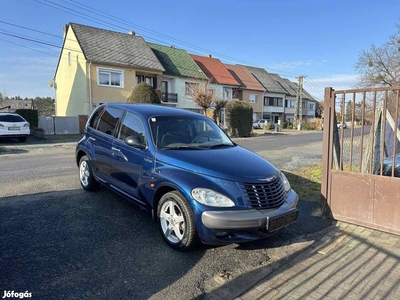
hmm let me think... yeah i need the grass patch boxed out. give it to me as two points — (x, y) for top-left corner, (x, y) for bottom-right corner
(282, 164), (322, 203)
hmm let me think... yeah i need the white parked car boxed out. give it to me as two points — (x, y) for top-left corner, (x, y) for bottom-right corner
(253, 119), (268, 129)
(0, 112), (30, 142)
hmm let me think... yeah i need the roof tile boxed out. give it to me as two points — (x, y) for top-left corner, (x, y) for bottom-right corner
(224, 64), (264, 91)
(148, 43), (208, 79)
(190, 54), (240, 86)
(70, 23), (164, 72)
(244, 66), (286, 94)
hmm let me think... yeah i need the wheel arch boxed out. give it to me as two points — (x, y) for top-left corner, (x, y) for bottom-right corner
(151, 185), (176, 220)
(76, 149), (88, 167)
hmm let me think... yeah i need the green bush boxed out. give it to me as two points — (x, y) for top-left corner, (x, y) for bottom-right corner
(226, 101), (253, 137)
(15, 109), (38, 129)
(281, 121), (287, 129)
(127, 82), (161, 104)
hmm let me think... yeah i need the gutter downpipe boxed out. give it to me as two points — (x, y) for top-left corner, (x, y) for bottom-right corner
(89, 61), (93, 114)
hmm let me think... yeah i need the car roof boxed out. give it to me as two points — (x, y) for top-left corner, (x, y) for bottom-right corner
(0, 112), (20, 115)
(100, 103), (204, 119)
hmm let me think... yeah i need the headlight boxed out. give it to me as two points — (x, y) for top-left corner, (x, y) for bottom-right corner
(278, 170), (291, 192)
(191, 188), (235, 207)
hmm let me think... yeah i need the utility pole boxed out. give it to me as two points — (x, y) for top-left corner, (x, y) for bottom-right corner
(294, 75), (305, 130)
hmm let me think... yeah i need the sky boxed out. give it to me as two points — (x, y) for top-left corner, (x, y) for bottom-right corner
(0, 0), (399, 101)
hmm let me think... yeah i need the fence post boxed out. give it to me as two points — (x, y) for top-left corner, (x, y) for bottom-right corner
(321, 87), (334, 217)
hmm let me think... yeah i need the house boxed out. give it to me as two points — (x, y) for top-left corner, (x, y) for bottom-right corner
(224, 64), (265, 120)
(189, 54), (240, 101)
(189, 54), (240, 125)
(54, 23), (165, 116)
(270, 73), (317, 122)
(244, 66), (287, 123)
(147, 43), (209, 111)
(293, 81), (317, 122)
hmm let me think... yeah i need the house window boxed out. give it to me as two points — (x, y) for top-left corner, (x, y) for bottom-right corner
(68, 52), (71, 65)
(264, 97), (283, 106)
(223, 88), (231, 99)
(308, 103), (315, 110)
(232, 88), (238, 99)
(185, 82), (199, 95)
(136, 75), (154, 86)
(97, 67), (124, 88)
(285, 100), (295, 108)
(249, 94), (258, 104)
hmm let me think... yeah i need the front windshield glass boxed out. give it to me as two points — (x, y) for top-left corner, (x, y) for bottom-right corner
(149, 115), (234, 149)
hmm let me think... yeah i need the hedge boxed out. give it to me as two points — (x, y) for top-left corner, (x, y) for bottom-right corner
(226, 101), (253, 137)
(15, 109), (38, 129)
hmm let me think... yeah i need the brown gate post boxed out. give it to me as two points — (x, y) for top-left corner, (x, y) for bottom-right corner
(321, 87), (334, 217)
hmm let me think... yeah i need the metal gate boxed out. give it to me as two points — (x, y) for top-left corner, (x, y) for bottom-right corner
(321, 86), (400, 235)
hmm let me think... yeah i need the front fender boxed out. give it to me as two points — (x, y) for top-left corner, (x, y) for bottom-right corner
(142, 166), (246, 211)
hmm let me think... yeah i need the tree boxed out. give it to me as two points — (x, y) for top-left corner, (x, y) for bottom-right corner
(355, 24), (400, 88)
(187, 81), (215, 115)
(127, 82), (161, 104)
(315, 101), (324, 118)
(212, 99), (228, 125)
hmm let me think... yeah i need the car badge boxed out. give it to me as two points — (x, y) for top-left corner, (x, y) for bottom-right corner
(266, 175), (276, 182)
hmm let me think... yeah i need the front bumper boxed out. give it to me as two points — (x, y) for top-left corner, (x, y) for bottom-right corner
(199, 190), (298, 244)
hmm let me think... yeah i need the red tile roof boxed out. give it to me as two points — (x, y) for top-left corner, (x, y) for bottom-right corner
(224, 64), (265, 91)
(190, 54), (240, 86)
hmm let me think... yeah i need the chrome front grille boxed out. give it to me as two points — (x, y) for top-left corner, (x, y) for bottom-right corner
(241, 178), (286, 209)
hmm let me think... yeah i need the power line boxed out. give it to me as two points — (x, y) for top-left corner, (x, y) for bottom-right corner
(0, 24), (289, 88)
(33, 0), (300, 77)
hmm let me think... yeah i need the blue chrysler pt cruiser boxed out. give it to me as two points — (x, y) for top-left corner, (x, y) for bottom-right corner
(76, 103), (298, 250)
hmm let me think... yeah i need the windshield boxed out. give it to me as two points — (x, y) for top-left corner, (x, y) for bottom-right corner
(149, 115), (234, 149)
(0, 114), (25, 122)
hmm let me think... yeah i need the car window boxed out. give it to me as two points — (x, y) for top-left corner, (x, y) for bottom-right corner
(88, 107), (104, 129)
(96, 107), (123, 136)
(0, 114), (25, 122)
(118, 112), (146, 146)
(149, 115), (233, 148)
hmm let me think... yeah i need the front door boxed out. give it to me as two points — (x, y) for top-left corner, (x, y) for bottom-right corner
(111, 111), (152, 206)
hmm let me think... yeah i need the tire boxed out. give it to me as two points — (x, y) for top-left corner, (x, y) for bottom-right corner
(18, 137), (27, 142)
(157, 191), (199, 251)
(79, 155), (100, 191)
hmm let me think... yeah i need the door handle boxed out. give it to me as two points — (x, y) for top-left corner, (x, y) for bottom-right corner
(88, 137), (96, 141)
(111, 147), (121, 152)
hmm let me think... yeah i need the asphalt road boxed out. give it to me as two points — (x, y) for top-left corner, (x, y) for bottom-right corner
(0, 133), (331, 299)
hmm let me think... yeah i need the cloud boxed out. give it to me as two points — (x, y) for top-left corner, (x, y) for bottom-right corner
(268, 59), (327, 71)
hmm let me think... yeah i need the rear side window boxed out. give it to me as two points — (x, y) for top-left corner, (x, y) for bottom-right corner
(88, 108), (104, 129)
(118, 112), (146, 146)
(0, 114), (25, 122)
(96, 107), (123, 136)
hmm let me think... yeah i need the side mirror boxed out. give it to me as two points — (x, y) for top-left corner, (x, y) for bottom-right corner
(125, 136), (146, 149)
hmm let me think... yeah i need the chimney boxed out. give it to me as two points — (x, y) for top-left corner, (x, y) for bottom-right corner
(63, 24), (68, 38)
(128, 30), (136, 35)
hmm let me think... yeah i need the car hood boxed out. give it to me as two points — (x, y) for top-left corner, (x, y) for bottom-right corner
(157, 145), (277, 182)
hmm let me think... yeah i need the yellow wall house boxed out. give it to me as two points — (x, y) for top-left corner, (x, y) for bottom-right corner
(54, 23), (165, 116)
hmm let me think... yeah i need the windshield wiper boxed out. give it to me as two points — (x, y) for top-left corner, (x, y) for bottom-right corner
(162, 145), (203, 150)
(208, 143), (235, 149)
